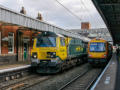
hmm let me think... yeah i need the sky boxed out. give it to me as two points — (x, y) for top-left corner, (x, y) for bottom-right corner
(0, 0), (106, 29)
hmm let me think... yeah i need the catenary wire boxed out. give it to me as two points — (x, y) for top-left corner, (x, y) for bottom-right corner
(54, 0), (82, 21)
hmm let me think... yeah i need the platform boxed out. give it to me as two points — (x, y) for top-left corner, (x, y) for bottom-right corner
(91, 53), (117, 90)
(0, 63), (31, 74)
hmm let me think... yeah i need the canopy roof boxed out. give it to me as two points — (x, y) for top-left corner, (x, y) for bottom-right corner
(92, 0), (120, 44)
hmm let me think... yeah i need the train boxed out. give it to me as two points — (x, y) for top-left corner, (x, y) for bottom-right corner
(88, 38), (112, 67)
(31, 31), (88, 73)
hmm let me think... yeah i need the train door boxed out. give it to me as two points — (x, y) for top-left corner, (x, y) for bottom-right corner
(59, 37), (67, 60)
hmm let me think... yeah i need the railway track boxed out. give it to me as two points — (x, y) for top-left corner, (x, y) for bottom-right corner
(0, 64), (102, 90)
(0, 74), (52, 90)
(58, 68), (101, 90)
(0, 65), (30, 83)
(23, 63), (93, 90)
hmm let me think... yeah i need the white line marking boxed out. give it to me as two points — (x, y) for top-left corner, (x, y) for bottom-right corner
(104, 76), (110, 84)
(90, 60), (111, 90)
(112, 62), (115, 64)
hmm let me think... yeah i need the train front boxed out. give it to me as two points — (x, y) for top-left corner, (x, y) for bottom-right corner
(31, 32), (62, 74)
(88, 40), (107, 65)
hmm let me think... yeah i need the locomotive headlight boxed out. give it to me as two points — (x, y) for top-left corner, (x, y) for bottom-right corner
(32, 53), (37, 59)
(33, 55), (37, 58)
(102, 54), (106, 58)
(104, 54), (106, 56)
(53, 52), (56, 55)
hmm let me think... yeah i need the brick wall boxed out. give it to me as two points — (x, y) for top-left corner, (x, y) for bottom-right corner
(81, 22), (91, 30)
(0, 25), (18, 54)
(0, 25), (34, 63)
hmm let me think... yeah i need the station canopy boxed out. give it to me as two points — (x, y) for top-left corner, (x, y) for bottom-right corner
(92, 0), (120, 44)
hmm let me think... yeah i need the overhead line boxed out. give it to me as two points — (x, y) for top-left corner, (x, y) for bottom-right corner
(54, 0), (82, 21)
(81, 0), (103, 28)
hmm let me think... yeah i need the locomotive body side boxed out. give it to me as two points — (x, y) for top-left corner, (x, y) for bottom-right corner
(31, 32), (87, 73)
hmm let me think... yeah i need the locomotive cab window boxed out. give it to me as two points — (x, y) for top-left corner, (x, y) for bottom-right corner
(60, 38), (65, 46)
(36, 36), (56, 47)
(90, 42), (106, 52)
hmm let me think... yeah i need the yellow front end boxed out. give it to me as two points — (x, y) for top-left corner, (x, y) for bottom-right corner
(31, 36), (68, 73)
(88, 52), (107, 59)
(88, 38), (108, 65)
(31, 46), (58, 60)
(31, 37), (67, 60)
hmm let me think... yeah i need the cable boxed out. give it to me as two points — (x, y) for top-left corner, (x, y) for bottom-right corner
(80, 0), (99, 28)
(54, 0), (82, 21)
(54, 0), (103, 29)
(55, 0), (100, 28)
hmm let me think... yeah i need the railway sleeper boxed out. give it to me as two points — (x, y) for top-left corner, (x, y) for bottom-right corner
(7, 83), (25, 90)
(4, 71), (28, 82)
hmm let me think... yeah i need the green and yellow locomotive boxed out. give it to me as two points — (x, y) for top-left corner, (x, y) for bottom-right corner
(31, 32), (87, 73)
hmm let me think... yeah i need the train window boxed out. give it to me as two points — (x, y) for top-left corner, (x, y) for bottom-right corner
(71, 39), (74, 44)
(90, 42), (105, 52)
(77, 39), (78, 44)
(60, 38), (65, 46)
(74, 39), (76, 44)
(36, 37), (56, 47)
(74, 39), (78, 44)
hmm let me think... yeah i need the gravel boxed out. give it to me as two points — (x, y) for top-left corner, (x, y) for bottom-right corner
(63, 69), (101, 90)
(25, 63), (91, 90)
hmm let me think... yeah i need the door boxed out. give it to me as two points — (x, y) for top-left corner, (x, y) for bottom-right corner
(23, 42), (29, 60)
(59, 37), (67, 60)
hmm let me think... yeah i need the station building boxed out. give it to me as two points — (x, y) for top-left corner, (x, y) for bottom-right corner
(0, 25), (34, 64)
(0, 7), (43, 64)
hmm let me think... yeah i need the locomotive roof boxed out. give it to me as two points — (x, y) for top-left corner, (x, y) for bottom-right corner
(90, 38), (107, 43)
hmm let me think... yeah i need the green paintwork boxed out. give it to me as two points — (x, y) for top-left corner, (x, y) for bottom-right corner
(68, 38), (87, 57)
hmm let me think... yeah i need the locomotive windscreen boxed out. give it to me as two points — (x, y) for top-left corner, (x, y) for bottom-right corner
(36, 36), (56, 47)
(90, 42), (105, 52)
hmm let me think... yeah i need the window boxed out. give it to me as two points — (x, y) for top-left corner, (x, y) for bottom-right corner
(36, 36), (56, 47)
(90, 42), (105, 52)
(60, 38), (65, 46)
(8, 32), (14, 53)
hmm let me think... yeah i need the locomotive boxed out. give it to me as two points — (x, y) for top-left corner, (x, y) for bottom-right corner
(88, 38), (112, 66)
(31, 31), (88, 73)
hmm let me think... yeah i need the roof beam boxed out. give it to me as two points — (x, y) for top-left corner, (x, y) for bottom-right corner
(0, 5), (90, 42)
(99, 0), (120, 4)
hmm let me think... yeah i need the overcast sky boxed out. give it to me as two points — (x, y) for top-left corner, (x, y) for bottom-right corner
(0, 0), (106, 29)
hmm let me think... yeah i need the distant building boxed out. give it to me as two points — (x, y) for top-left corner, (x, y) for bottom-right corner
(81, 22), (91, 30)
(0, 25), (41, 64)
(69, 28), (113, 42)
